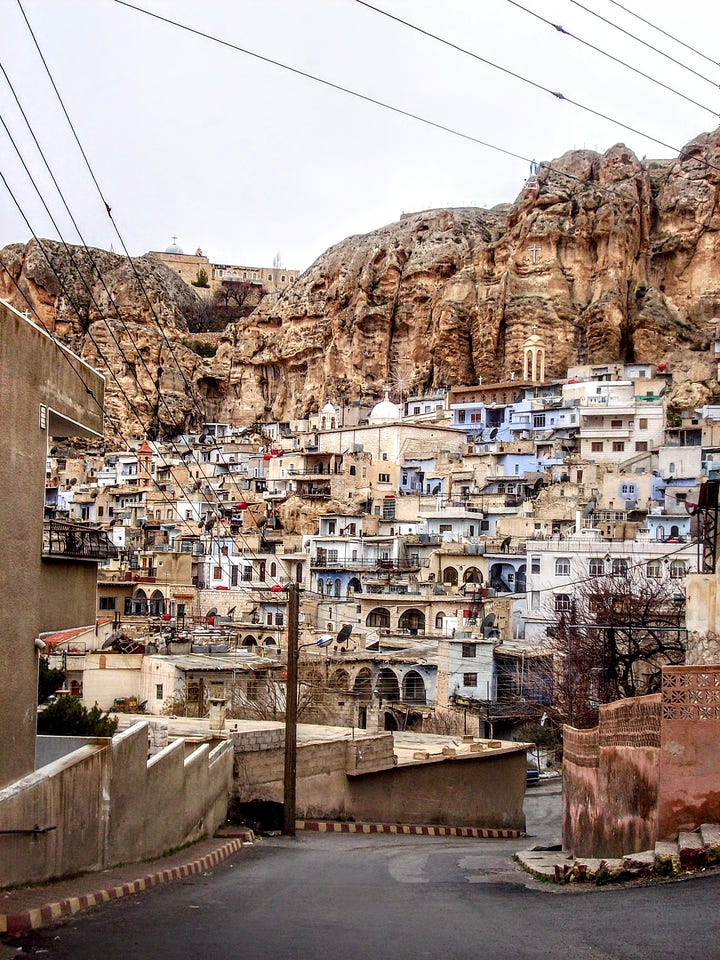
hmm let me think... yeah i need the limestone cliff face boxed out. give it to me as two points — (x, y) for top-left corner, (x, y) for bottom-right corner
(3, 128), (720, 433)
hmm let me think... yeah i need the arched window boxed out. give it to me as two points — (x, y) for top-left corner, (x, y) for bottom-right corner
(646, 560), (662, 579)
(334, 578), (341, 598)
(376, 668), (400, 702)
(435, 611), (445, 630)
(443, 566), (458, 586)
(149, 590), (165, 616)
(669, 560), (686, 579)
(270, 561), (277, 578)
(612, 559), (628, 576)
(463, 567), (483, 584)
(329, 669), (350, 690)
(402, 670), (426, 704)
(347, 577), (362, 595)
(555, 558), (571, 577)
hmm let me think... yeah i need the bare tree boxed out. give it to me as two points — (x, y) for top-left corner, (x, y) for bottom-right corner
(544, 566), (686, 728)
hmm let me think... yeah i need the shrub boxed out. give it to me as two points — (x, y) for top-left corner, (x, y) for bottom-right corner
(37, 697), (119, 737)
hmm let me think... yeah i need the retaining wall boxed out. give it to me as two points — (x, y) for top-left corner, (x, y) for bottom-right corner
(0, 722), (233, 888)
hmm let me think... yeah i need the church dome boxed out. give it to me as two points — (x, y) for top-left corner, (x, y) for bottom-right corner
(321, 400), (337, 415)
(165, 238), (184, 254)
(369, 392), (401, 423)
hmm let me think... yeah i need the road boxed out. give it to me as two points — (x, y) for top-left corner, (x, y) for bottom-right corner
(6, 784), (720, 960)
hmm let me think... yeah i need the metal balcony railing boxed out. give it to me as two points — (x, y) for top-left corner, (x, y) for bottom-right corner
(42, 520), (117, 561)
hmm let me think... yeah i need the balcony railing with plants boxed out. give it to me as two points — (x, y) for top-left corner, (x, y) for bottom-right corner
(42, 520), (117, 562)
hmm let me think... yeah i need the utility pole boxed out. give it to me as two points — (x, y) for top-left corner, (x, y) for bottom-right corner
(282, 582), (300, 835)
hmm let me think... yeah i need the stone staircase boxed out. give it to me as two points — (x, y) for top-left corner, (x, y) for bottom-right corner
(516, 823), (720, 885)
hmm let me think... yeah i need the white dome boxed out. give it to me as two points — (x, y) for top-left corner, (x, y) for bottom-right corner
(369, 393), (401, 423)
(321, 400), (336, 415)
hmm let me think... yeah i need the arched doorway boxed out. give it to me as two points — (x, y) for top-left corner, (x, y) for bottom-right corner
(443, 566), (458, 586)
(398, 609), (425, 635)
(149, 590), (165, 616)
(347, 577), (362, 595)
(402, 670), (426, 704)
(366, 607), (390, 628)
(353, 668), (373, 701)
(243, 635), (257, 648)
(463, 567), (483, 585)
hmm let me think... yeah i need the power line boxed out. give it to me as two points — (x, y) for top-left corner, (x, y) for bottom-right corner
(565, 0), (719, 87)
(108, 0), (720, 211)
(354, 0), (717, 119)
(505, 0), (719, 100)
(604, 0), (719, 69)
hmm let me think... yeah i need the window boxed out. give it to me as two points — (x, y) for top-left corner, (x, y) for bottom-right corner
(554, 594), (571, 612)
(378, 473), (390, 483)
(349, 465), (356, 476)
(555, 558), (571, 577)
(591, 441), (603, 452)
(461, 642), (477, 658)
(156, 684), (163, 701)
(276, 612), (284, 627)
(533, 413), (546, 428)
(669, 560), (686, 579)
(267, 612), (273, 625)
(463, 673), (478, 686)
(612, 441), (625, 452)
(589, 558), (605, 577)
(439, 523), (453, 533)
(382, 452), (388, 461)
(413, 407), (420, 415)
(531, 556), (540, 574)
(635, 440), (648, 452)
(611, 419), (623, 428)
(639, 418), (648, 429)
(99, 596), (116, 611)
(242, 566), (252, 582)
(612, 559), (628, 576)
(530, 591), (540, 610)
(646, 560), (662, 578)
(231, 566), (239, 586)
(213, 566), (222, 579)
(458, 410), (466, 423)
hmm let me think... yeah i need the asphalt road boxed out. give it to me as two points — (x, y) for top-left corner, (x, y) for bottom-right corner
(7, 784), (720, 960)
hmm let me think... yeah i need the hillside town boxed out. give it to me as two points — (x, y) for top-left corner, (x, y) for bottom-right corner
(40, 325), (714, 738)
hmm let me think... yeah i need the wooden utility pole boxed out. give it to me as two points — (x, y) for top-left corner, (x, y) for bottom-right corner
(282, 582), (300, 835)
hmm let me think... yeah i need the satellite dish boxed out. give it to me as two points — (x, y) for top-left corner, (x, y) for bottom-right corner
(336, 624), (353, 644)
(316, 634), (334, 647)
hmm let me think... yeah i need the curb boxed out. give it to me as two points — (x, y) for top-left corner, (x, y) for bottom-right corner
(296, 820), (522, 839)
(0, 838), (243, 937)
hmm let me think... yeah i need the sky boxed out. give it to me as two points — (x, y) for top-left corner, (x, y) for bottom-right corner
(0, 0), (717, 273)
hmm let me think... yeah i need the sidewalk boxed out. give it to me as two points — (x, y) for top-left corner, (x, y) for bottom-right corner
(0, 831), (252, 937)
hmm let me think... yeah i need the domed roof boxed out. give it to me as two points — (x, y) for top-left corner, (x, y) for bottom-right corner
(321, 400), (337, 415)
(369, 391), (401, 423)
(165, 237), (184, 254)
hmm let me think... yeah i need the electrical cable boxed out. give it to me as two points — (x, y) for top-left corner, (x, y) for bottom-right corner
(565, 0), (719, 87)
(106, 0), (720, 213)
(604, 0), (718, 70)
(354, 0), (717, 119)
(505, 0), (719, 100)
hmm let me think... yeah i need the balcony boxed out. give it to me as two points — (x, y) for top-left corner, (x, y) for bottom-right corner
(42, 520), (117, 562)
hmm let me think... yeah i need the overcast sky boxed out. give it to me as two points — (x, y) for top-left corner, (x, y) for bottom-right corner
(0, 0), (717, 273)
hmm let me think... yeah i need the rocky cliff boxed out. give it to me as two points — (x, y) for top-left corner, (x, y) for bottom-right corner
(3, 127), (720, 435)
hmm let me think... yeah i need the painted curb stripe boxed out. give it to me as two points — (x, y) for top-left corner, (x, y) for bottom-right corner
(295, 820), (522, 839)
(0, 839), (243, 937)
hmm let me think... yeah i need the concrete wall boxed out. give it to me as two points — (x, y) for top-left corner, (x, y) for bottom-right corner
(232, 733), (526, 830)
(563, 666), (720, 857)
(0, 300), (105, 788)
(0, 722), (233, 888)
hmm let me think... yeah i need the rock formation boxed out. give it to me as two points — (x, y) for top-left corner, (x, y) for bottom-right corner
(2, 128), (720, 435)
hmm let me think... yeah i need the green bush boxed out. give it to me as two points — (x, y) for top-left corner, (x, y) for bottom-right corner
(38, 656), (66, 704)
(37, 697), (119, 737)
(191, 267), (210, 288)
